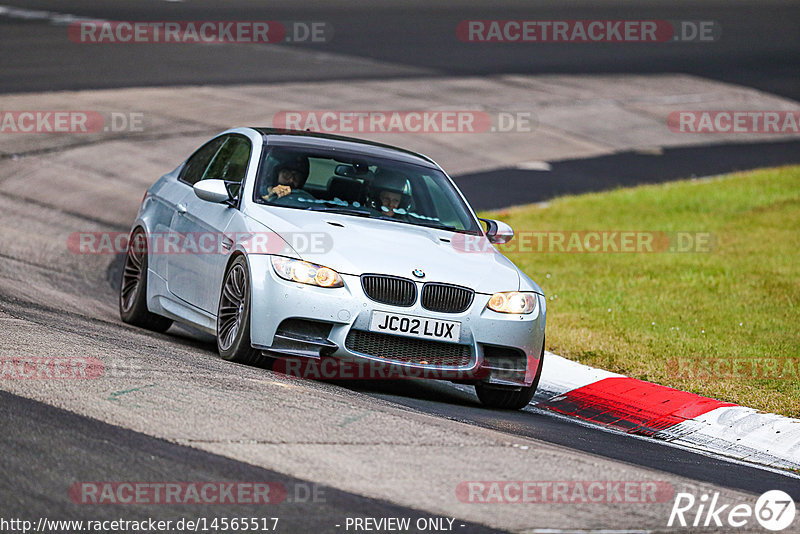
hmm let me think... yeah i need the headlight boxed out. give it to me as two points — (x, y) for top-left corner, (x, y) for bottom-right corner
(271, 257), (343, 288)
(487, 291), (537, 314)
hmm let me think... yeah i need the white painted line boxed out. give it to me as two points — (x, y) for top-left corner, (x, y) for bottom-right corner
(0, 4), (101, 25)
(516, 160), (553, 171)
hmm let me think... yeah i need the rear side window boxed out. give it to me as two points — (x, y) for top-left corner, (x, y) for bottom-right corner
(179, 137), (226, 186)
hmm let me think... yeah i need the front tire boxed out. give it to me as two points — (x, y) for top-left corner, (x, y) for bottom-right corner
(216, 256), (264, 366)
(475, 338), (545, 410)
(119, 228), (173, 333)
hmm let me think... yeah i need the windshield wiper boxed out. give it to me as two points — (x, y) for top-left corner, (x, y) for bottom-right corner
(411, 221), (460, 232)
(369, 216), (463, 232)
(306, 206), (372, 217)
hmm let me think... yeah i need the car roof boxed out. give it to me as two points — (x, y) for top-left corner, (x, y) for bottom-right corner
(252, 127), (438, 168)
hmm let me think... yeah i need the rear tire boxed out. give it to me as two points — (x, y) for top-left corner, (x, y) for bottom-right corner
(119, 228), (173, 333)
(475, 338), (545, 410)
(216, 256), (265, 366)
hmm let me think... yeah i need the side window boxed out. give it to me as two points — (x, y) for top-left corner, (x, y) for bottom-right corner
(202, 136), (252, 198)
(179, 137), (226, 186)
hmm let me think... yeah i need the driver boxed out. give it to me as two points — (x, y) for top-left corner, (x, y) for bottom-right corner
(368, 169), (412, 219)
(263, 153), (311, 201)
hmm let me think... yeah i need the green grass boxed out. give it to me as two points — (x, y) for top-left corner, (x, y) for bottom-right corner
(481, 165), (800, 417)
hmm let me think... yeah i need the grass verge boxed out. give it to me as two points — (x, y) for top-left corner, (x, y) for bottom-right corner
(482, 165), (800, 417)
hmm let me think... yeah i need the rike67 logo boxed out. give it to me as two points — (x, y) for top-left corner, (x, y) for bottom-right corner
(668, 490), (796, 531)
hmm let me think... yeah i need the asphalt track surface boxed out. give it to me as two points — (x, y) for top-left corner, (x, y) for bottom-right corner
(1, 0), (799, 101)
(2, 1), (800, 532)
(0, 390), (501, 533)
(456, 139), (800, 210)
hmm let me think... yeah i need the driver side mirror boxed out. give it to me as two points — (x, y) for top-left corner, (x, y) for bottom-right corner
(481, 218), (514, 244)
(194, 179), (232, 204)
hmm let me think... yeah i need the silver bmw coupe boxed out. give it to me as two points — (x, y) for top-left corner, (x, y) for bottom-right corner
(120, 128), (546, 409)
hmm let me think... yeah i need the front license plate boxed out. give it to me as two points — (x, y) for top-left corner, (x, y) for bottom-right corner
(369, 311), (461, 343)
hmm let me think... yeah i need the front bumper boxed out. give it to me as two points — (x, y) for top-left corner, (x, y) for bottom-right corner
(247, 255), (545, 386)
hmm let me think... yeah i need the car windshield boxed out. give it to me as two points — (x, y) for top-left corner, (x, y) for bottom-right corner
(253, 146), (482, 234)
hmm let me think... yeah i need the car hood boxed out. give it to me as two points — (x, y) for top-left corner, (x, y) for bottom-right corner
(245, 205), (525, 294)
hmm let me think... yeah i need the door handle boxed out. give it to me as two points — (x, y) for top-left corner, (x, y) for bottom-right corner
(176, 203), (187, 215)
